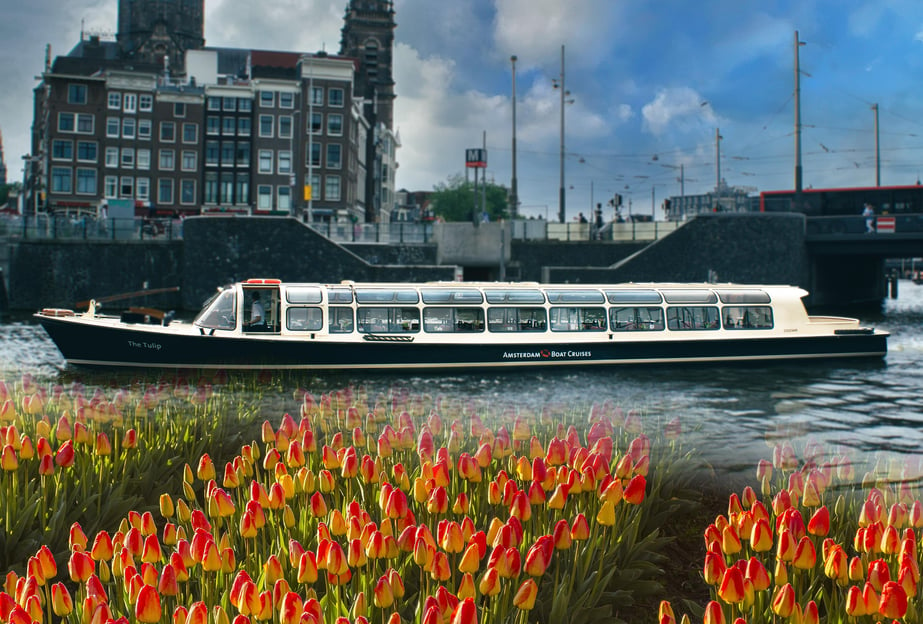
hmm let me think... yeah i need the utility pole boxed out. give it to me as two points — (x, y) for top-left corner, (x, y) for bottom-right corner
(510, 55), (518, 219)
(558, 45), (566, 223)
(872, 103), (880, 187)
(715, 128), (722, 209)
(794, 30), (805, 205)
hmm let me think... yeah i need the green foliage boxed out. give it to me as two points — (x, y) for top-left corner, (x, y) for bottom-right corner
(430, 174), (510, 222)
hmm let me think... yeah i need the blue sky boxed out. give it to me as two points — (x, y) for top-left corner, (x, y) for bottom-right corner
(3, 0), (923, 220)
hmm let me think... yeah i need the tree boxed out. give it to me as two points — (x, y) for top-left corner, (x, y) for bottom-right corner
(430, 174), (510, 222)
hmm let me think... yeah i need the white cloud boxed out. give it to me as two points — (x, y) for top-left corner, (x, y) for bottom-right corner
(641, 87), (716, 136)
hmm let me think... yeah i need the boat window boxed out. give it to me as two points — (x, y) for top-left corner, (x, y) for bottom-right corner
(605, 290), (663, 304)
(329, 307), (354, 333)
(666, 306), (720, 330)
(545, 289), (605, 304)
(420, 288), (484, 304)
(357, 307), (420, 333)
(550, 307), (607, 331)
(716, 290), (771, 304)
(327, 288), (354, 304)
(609, 307), (665, 332)
(487, 307), (547, 332)
(723, 306), (773, 329)
(662, 290), (718, 304)
(484, 289), (545, 304)
(356, 289), (420, 304)
(423, 307), (485, 333)
(193, 288), (237, 330)
(286, 307), (323, 331)
(286, 287), (323, 304)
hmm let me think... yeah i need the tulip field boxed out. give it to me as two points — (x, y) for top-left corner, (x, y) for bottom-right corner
(0, 371), (920, 624)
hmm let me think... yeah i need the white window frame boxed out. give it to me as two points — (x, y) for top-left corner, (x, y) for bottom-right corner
(76, 141), (97, 163)
(257, 185), (273, 210)
(119, 176), (134, 199)
(104, 175), (118, 198)
(260, 91), (274, 107)
(123, 93), (137, 113)
(259, 115), (274, 138)
(122, 117), (136, 139)
(324, 175), (341, 201)
(158, 179), (174, 204)
(258, 149), (273, 174)
(278, 150), (292, 174)
(278, 186), (292, 211)
(159, 149), (176, 171)
(138, 119), (152, 140)
(105, 147), (119, 168)
(51, 139), (74, 161)
(183, 122), (198, 143)
(76, 113), (94, 134)
(108, 92), (122, 110)
(160, 121), (176, 142)
(279, 92), (294, 109)
(181, 150), (197, 171)
(139, 94), (154, 112)
(137, 149), (151, 170)
(180, 179), (197, 205)
(120, 148), (135, 169)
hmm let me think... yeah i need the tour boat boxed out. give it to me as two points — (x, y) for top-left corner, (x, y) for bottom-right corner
(35, 279), (888, 370)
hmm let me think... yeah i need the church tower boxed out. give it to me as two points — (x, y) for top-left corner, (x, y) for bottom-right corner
(339, 0), (396, 129)
(117, 0), (205, 72)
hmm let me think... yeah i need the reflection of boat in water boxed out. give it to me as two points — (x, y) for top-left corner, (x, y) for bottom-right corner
(35, 279), (889, 370)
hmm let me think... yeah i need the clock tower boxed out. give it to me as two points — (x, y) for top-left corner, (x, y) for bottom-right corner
(339, 0), (396, 129)
(117, 0), (205, 72)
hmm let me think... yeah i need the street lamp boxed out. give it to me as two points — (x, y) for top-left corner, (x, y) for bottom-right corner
(551, 45), (573, 224)
(290, 109), (300, 217)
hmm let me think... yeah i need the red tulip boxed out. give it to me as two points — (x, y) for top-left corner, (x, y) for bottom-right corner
(623, 474), (646, 504)
(807, 506), (830, 536)
(771, 583), (795, 617)
(451, 597), (478, 624)
(68, 551), (94, 582)
(879, 581), (908, 618)
(718, 566), (745, 604)
(513, 578), (538, 610)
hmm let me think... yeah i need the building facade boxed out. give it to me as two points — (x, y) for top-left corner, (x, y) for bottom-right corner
(25, 0), (398, 225)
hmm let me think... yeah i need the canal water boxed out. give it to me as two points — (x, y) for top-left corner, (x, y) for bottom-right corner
(1, 283), (921, 485)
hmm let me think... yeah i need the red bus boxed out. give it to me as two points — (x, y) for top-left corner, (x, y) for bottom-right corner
(759, 184), (923, 216)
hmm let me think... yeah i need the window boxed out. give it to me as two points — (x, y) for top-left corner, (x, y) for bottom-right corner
(357, 307), (419, 334)
(159, 149), (175, 171)
(68, 84), (87, 105)
(238, 98), (252, 112)
(487, 307), (547, 332)
(222, 117), (236, 135)
(309, 143), (321, 167)
(259, 150), (273, 173)
(287, 307), (323, 331)
(326, 144), (341, 169)
(423, 308), (485, 333)
(137, 149), (151, 170)
(258, 185), (273, 210)
(183, 123), (198, 143)
(324, 176), (340, 201)
(310, 86), (324, 106)
(666, 307), (720, 331)
(108, 92), (122, 110)
(181, 151), (197, 171)
(279, 92), (294, 108)
(328, 88), (344, 107)
(105, 147), (119, 168)
(123, 93), (137, 113)
(107, 117), (120, 138)
(207, 116), (221, 135)
(160, 121), (176, 142)
(279, 115), (293, 139)
(237, 117), (251, 135)
(260, 91), (274, 107)
(722, 306), (773, 330)
(220, 172), (234, 203)
(236, 142), (250, 166)
(76, 114), (94, 133)
(136, 177), (150, 201)
(104, 176), (118, 198)
(221, 142), (235, 165)
(327, 114), (343, 136)
(308, 173), (320, 198)
(76, 141), (97, 162)
(204, 172), (218, 203)
(119, 176), (134, 198)
(278, 186), (291, 211)
(329, 307), (353, 333)
(205, 141), (220, 166)
(310, 112), (322, 134)
(169, 101), (184, 117)
(158, 179), (173, 204)
(207, 97), (221, 111)
(138, 119), (152, 139)
(259, 115), (273, 138)
(52, 140), (74, 160)
(549, 308), (607, 332)
(278, 151), (292, 174)
(51, 167), (73, 193)
(58, 112), (75, 132)
(235, 173), (249, 204)
(181, 179), (196, 204)
(120, 148), (135, 169)
(140, 94), (154, 112)
(122, 117), (136, 139)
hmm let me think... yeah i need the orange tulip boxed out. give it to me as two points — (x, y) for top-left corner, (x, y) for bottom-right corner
(703, 600), (725, 624)
(513, 578), (538, 610)
(373, 576), (394, 608)
(68, 551), (94, 582)
(571, 513), (590, 540)
(451, 597), (478, 624)
(868, 558), (890, 592)
(879, 581), (908, 619)
(623, 474), (646, 504)
(135, 584), (162, 623)
(718, 566), (745, 604)
(745, 557), (770, 592)
(807, 506), (830, 536)
(792, 535), (816, 569)
(771, 583), (795, 617)
(51, 582), (73, 616)
(703, 551), (726, 586)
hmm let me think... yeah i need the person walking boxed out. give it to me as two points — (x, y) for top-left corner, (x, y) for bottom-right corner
(862, 203), (875, 233)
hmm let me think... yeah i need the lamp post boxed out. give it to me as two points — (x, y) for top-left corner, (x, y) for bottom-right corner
(306, 55), (315, 223)
(510, 54), (518, 220)
(290, 109), (300, 217)
(551, 45), (569, 224)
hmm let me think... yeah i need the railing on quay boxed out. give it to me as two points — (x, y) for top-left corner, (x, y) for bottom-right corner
(512, 219), (680, 242)
(0, 215), (184, 241)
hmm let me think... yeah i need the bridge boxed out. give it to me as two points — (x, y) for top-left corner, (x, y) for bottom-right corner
(805, 214), (923, 258)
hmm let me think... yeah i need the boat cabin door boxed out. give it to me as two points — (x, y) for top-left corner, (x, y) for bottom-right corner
(242, 284), (281, 333)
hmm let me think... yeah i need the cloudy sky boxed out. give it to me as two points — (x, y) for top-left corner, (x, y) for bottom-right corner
(4, 0), (923, 219)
